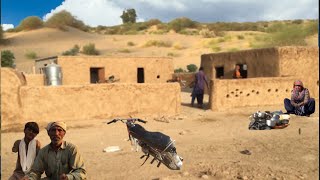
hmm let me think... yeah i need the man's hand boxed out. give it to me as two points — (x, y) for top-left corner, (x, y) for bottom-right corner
(60, 174), (68, 180)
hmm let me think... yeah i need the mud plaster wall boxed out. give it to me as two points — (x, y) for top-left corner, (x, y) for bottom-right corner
(20, 83), (181, 124)
(57, 56), (174, 85)
(278, 47), (319, 99)
(209, 77), (297, 111)
(25, 74), (44, 86)
(1, 68), (181, 128)
(201, 48), (279, 79)
(0, 68), (26, 126)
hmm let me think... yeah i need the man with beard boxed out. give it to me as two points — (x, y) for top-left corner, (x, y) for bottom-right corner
(22, 122), (86, 180)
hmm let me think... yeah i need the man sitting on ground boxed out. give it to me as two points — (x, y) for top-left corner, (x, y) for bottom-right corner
(22, 121), (86, 180)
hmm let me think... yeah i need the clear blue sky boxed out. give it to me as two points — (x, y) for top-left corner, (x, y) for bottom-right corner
(1, 0), (64, 26)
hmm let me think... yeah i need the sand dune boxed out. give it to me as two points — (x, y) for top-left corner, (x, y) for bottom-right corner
(1, 27), (298, 73)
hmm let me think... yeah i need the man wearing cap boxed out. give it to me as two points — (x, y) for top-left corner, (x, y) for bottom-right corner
(284, 80), (315, 116)
(21, 122), (86, 180)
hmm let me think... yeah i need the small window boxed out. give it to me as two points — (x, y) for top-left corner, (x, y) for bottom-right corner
(215, 66), (224, 79)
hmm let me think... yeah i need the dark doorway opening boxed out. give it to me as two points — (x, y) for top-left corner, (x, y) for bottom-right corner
(237, 64), (248, 78)
(137, 68), (144, 83)
(215, 66), (224, 79)
(90, 67), (105, 83)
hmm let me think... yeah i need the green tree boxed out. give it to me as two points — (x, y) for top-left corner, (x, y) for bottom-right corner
(1, 50), (15, 67)
(187, 64), (198, 72)
(120, 9), (137, 24)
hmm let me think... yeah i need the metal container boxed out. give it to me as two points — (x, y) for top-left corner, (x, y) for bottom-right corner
(43, 62), (62, 86)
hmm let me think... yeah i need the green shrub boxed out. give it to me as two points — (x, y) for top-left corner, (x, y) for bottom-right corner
(62, 44), (80, 56)
(118, 49), (131, 53)
(179, 29), (199, 35)
(144, 40), (172, 47)
(146, 19), (162, 27)
(292, 19), (303, 24)
(228, 48), (239, 52)
(168, 17), (198, 32)
(25, 51), (38, 59)
(174, 68), (184, 73)
(186, 64), (198, 72)
(1, 50), (15, 67)
(237, 35), (245, 40)
(127, 41), (135, 46)
(16, 16), (43, 31)
(81, 43), (99, 55)
(211, 46), (221, 52)
(45, 10), (87, 31)
(217, 38), (225, 43)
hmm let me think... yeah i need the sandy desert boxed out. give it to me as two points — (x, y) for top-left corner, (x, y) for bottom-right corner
(1, 27), (319, 179)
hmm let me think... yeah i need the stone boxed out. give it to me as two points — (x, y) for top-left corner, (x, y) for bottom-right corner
(201, 175), (209, 179)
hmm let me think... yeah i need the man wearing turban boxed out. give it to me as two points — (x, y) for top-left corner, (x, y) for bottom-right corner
(22, 122), (87, 180)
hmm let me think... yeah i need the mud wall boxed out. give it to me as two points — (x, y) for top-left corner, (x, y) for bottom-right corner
(278, 46), (319, 99)
(25, 74), (44, 86)
(1, 68), (181, 128)
(0, 68), (26, 126)
(201, 48), (280, 79)
(57, 56), (174, 85)
(209, 77), (297, 111)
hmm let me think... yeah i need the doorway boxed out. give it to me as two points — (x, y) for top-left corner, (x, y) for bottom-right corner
(90, 67), (105, 83)
(137, 68), (144, 83)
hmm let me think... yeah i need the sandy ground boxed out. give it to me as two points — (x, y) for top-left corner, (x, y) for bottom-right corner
(1, 91), (319, 180)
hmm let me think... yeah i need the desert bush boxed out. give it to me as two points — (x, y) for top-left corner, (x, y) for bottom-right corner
(62, 45), (80, 56)
(173, 42), (185, 50)
(211, 46), (221, 52)
(168, 17), (199, 32)
(228, 48), (239, 52)
(292, 19), (303, 24)
(118, 49), (131, 53)
(144, 40), (172, 47)
(199, 28), (216, 38)
(217, 38), (225, 43)
(1, 50), (15, 67)
(167, 52), (180, 57)
(146, 19), (162, 27)
(16, 16), (43, 31)
(174, 68), (185, 73)
(127, 41), (135, 46)
(250, 23), (314, 48)
(25, 51), (38, 59)
(45, 10), (88, 31)
(179, 29), (199, 35)
(187, 64), (198, 72)
(81, 43), (99, 55)
(237, 35), (245, 40)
